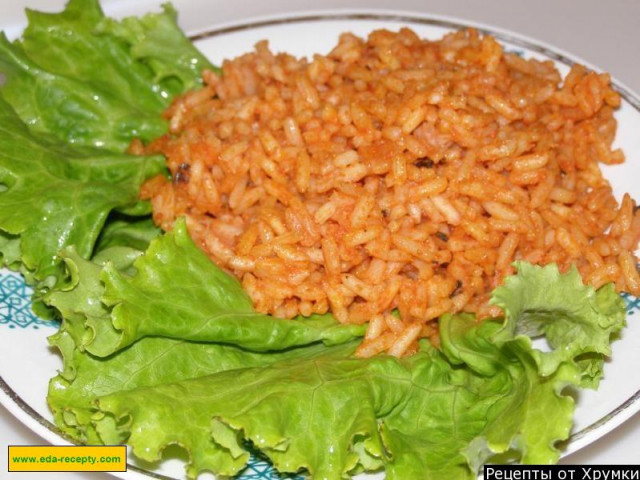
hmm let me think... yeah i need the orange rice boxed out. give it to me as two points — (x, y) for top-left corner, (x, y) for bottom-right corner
(138, 28), (640, 357)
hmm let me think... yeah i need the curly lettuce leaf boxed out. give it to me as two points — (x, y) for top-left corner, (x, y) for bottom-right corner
(89, 218), (364, 356)
(44, 245), (144, 355)
(439, 315), (579, 471)
(45, 219), (362, 362)
(46, 250), (624, 479)
(95, 3), (219, 90)
(0, 0), (214, 151)
(92, 313), (583, 480)
(48, 332), (358, 448)
(490, 261), (626, 385)
(96, 348), (394, 478)
(46, 241), (358, 454)
(0, 31), (164, 151)
(0, 96), (165, 285)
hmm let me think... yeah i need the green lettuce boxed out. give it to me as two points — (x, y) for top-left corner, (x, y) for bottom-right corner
(46, 219), (364, 357)
(45, 220), (625, 479)
(89, 300), (609, 479)
(0, 96), (165, 286)
(0, 0), (214, 151)
(0, 0), (217, 289)
(94, 218), (365, 356)
(94, 216), (162, 255)
(46, 236), (360, 455)
(490, 261), (626, 386)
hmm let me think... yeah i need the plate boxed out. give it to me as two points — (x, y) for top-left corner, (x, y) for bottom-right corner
(1, 8), (640, 480)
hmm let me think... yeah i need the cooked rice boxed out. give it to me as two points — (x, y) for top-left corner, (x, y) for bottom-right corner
(138, 28), (640, 357)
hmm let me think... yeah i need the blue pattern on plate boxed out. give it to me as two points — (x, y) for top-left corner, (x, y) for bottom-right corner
(1, 268), (639, 479)
(236, 454), (304, 479)
(622, 292), (640, 316)
(0, 270), (53, 329)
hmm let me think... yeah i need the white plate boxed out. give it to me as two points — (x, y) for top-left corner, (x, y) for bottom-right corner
(1, 8), (640, 480)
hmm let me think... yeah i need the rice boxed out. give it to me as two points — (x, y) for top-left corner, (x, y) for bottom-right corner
(138, 27), (640, 357)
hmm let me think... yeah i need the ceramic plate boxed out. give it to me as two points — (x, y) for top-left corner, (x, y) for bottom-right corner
(1, 9), (640, 480)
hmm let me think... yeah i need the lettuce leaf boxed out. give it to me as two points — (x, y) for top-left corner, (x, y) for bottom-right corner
(0, 0), (214, 151)
(46, 242), (359, 456)
(49, 330), (359, 448)
(94, 3), (218, 90)
(88, 313), (582, 479)
(46, 217), (363, 356)
(45, 235), (625, 479)
(490, 261), (626, 385)
(90, 218), (365, 356)
(94, 215), (162, 256)
(0, 96), (165, 285)
(0, 0), (217, 288)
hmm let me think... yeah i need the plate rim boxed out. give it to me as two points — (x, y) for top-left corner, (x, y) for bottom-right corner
(2, 8), (640, 479)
